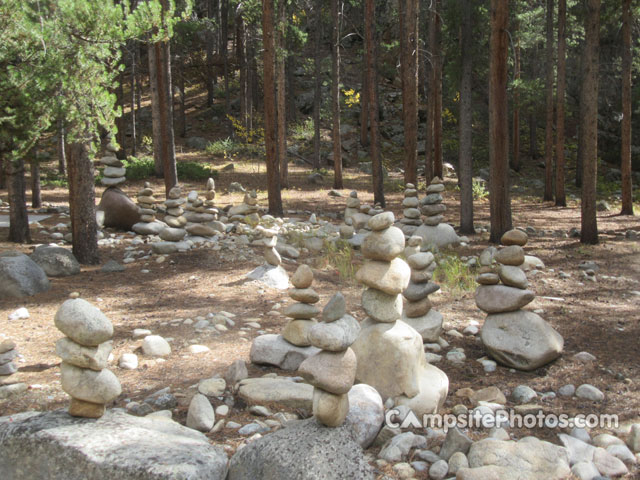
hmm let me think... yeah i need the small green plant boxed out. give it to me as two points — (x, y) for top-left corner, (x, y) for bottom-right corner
(141, 135), (153, 153)
(322, 239), (356, 282)
(433, 254), (476, 293)
(291, 118), (314, 141)
(122, 156), (155, 180)
(206, 137), (237, 156)
(177, 161), (218, 180)
(473, 179), (489, 201)
(42, 172), (68, 188)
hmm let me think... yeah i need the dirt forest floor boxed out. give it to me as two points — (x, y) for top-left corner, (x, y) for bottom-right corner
(0, 156), (639, 477)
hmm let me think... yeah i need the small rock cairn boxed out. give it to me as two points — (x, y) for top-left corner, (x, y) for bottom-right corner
(137, 182), (158, 224)
(404, 235), (423, 258)
(281, 265), (321, 347)
(0, 339), (19, 378)
(260, 227), (282, 268)
(164, 185), (188, 229)
(54, 299), (122, 418)
(99, 144), (126, 187)
(476, 229), (564, 371)
(299, 293), (359, 427)
(229, 190), (259, 223)
(402, 251), (443, 342)
(344, 191), (361, 224)
(420, 177), (446, 227)
(399, 183), (421, 236)
(204, 178), (217, 214)
(184, 190), (216, 237)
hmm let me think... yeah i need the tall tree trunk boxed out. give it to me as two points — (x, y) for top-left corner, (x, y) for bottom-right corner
(425, 10), (434, 183)
(262, 0), (283, 216)
(148, 41), (163, 177)
(360, 66), (369, 148)
(57, 117), (67, 175)
(286, 49), (297, 122)
(221, 0), (230, 118)
(459, 0), (474, 235)
(178, 54), (187, 138)
(68, 142), (99, 264)
(511, 31), (521, 172)
(30, 155), (41, 209)
(0, 157), (5, 190)
(277, 0), (288, 188)
(620, 0), (634, 215)
(331, 0), (343, 189)
(312, 0), (322, 170)
(489, 0), (512, 243)
(135, 45), (142, 113)
(555, 0), (567, 206)
(115, 71), (127, 159)
(529, 112), (537, 159)
(365, 0), (384, 207)
(237, 8), (249, 130)
(7, 157), (31, 243)
(543, 0), (554, 201)
(432, 0), (443, 179)
(247, 27), (256, 131)
(579, 0), (600, 244)
(400, 0), (419, 185)
(206, 0), (216, 107)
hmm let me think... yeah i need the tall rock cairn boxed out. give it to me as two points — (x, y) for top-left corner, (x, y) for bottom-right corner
(99, 144), (126, 187)
(282, 265), (321, 346)
(402, 252), (443, 342)
(54, 299), (121, 418)
(184, 190), (216, 237)
(399, 183), (422, 236)
(0, 339), (19, 378)
(203, 178), (217, 214)
(163, 185), (188, 228)
(299, 293), (359, 427)
(476, 229), (564, 371)
(137, 182), (158, 224)
(420, 177), (446, 227)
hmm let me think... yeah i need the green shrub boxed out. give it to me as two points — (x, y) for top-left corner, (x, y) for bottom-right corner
(42, 172), (68, 188)
(177, 161), (218, 180)
(122, 156), (155, 180)
(433, 254), (476, 294)
(322, 238), (356, 283)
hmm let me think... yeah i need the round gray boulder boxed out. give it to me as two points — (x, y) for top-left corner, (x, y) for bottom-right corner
(0, 251), (50, 299)
(30, 246), (80, 277)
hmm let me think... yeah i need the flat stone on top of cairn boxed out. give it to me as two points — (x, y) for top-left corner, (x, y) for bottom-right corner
(54, 298), (121, 418)
(476, 229), (564, 371)
(99, 144), (126, 187)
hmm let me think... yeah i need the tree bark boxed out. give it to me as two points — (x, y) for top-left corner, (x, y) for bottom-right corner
(489, 0), (512, 243)
(360, 65), (369, 148)
(7, 157), (31, 243)
(543, 0), (554, 201)
(115, 72), (127, 159)
(400, 0), (419, 185)
(579, 0), (600, 244)
(277, 0), (288, 188)
(365, 0), (384, 207)
(555, 0), (567, 206)
(459, 0), (474, 235)
(178, 53), (187, 138)
(57, 117), (67, 175)
(206, 0), (216, 107)
(68, 142), (99, 264)
(511, 30), (521, 172)
(0, 156), (5, 190)
(148, 40), (163, 177)
(432, 0), (443, 179)
(130, 48), (137, 156)
(312, 0), (322, 170)
(30, 155), (41, 209)
(221, 0), (230, 119)
(262, 0), (283, 216)
(331, 0), (343, 189)
(620, 0), (634, 215)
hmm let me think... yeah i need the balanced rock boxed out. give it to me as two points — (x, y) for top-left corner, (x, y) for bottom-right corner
(60, 363), (121, 404)
(356, 258), (411, 295)
(475, 285), (534, 313)
(298, 348), (357, 395)
(54, 299), (114, 347)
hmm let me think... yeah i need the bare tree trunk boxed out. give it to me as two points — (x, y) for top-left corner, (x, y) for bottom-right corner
(543, 0), (554, 201)
(206, 0), (216, 107)
(236, 8), (248, 130)
(555, 0), (567, 206)
(511, 30), (521, 172)
(178, 54), (187, 138)
(400, 0), (419, 185)
(579, 0), (600, 244)
(263, 0), (283, 216)
(135, 45), (142, 113)
(221, 0), (230, 118)
(331, 0), (343, 189)
(489, 0), (512, 243)
(0, 157), (5, 190)
(277, 0), (288, 188)
(620, 0), (634, 215)
(68, 142), (99, 264)
(148, 40), (164, 177)
(57, 117), (67, 175)
(7, 157), (31, 243)
(459, 0), (474, 235)
(247, 27), (256, 131)
(312, 0), (322, 170)
(432, 0), (443, 179)
(115, 71), (127, 159)
(286, 51), (297, 122)
(360, 66), (369, 148)
(30, 154), (41, 209)
(529, 112), (537, 159)
(365, 0), (384, 207)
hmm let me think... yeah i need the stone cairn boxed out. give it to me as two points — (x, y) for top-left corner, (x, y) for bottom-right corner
(136, 182), (158, 224)
(402, 251), (443, 342)
(281, 264), (321, 347)
(299, 293), (359, 427)
(261, 228), (282, 268)
(398, 183), (422, 236)
(344, 191), (373, 231)
(0, 339), (19, 378)
(158, 185), (188, 243)
(420, 177), (446, 227)
(476, 229), (563, 371)
(99, 144), (126, 187)
(351, 211), (449, 416)
(415, 176), (460, 250)
(54, 299), (122, 418)
(229, 190), (259, 223)
(344, 191), (361, 224)
(184, 190), (216, 237)
(203, 178), (217, 214)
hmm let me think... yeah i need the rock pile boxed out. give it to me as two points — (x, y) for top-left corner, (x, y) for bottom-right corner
(163, 185), (187, 229)
(352, 212), (448, 416)
(137, 182), (158, 224)
(344, 191), (372, 230)
(261, 228), (282, 268)
(54, 299), (122, 418)
(0, 339), (19, 378)
(184, 190), (216, 237)
(299, 293), (359, 427)
(476, 229), (564, 371)
(281, 264), (321, 346)
(402, 252), (443, 342)
(229, 190), (259, 223)
(398, 183), (422, 236)
(415, 177), (460, 249)
(99, 145), (126, 187)
(203, 178), (217, 213)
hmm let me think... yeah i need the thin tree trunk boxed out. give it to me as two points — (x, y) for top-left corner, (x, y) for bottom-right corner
(7, 157), (31, 243)
(432, 0), (443, 179)
(148, 40), (164, 177)
(365, 0), (384, 207)
(0, 157), (5, 190)
(68, 142), (99, 264)
(178, 54), (187, 138)
(57, 117), (67, 175)
(130, 49), (137, 157)
(555, 0), (567, 206)
(135, 45), (142, 112)
(579, 0), (600, 244)
(511, 31), (521, 172)
(331, 0), (343, 189)
(262, 0), (283, 216)
(221, 0), (230, 118)
(360, 66), (369, 148)
(400, 0), (419, 185)
(116, 71), (127, 159)
(529, 112), (537, 159)
(620, 0), (634, 215)
(276, 0), (288, 187)
(206, 0), (216, 107)
(30, 155), (41, 210)
(286, 49), (297, 122)
(237, 8), (249, 130)
(489, 0), (512, 243)
(312, 0), (322, 170)
(544, 0), (554, 201)
(459, 0), (474, 235)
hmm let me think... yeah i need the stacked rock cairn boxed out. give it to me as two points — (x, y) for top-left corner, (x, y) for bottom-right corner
(260, 227), (283, 268)
(136, 182), (158, 224)
(398, 183), (422, 236)
(420, 177), (446, 227)
(163, 185), (188, 228)
(99, 144), (126, 187)
(0, 339), (19, 378)
(351, 211), (449, 416)
(203, 178), (217, 214)
(344, 191), (361, 224)
(281, 264), (321, 347)
(299, 293), (359, 427)
(184, 190), (216, 237)
(476, 229), (564, 371)
(402, 251), (443, 342)
(54, 299), (122, 418)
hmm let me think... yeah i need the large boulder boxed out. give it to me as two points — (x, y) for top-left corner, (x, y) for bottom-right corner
(401, 309), (443, 342)
(0, 251), (50, 299)
(30, 246), (80, 277)
(97, 187), (140, 231)
(345, 384), (385, 449)
(227, 418), (374, 480)
(414, 223), (460, 250)
(0, 409), (228, 480)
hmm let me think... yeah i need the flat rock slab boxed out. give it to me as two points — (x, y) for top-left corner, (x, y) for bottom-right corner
(0, 214), (50, 228)
(0, 409), (227, 480)
(237, 377), (313, 411)
(246, 264), (290, 290)
(250, 334), (320, 371)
